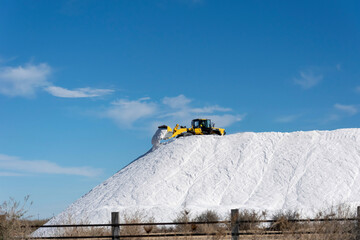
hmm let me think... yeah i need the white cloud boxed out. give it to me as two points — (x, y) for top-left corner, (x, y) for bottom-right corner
(0, 62), (114, 98)
(325, 114), (341, 122)
(0, 154), (102, 177)
(0, 56), (17, 64)
(161, 107), (235, 127)
(334, 103), (358, 116)
(162, 95), (231, 117)
(104, 94), (244, 130)
(294, 70), (323, 89)
(275, 114), (300, 123)
(336, 64), (341, 71)
(105, 98), (157, 127)
(45, 86), (114, 98)
(0, 63), (51, 97)
(190, 106), (232, 113)
(0, 172), (26, 177)
(159, 95), (242, 128)
(203, 114), (245, 127)
(163, 95), (192, 109)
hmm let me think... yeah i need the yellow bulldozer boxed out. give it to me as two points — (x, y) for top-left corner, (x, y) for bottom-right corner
(152, 119), (226, 146)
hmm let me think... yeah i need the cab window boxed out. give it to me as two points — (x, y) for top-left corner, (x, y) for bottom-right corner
(199, 119), (211, 128)
(193, 120), (199, 128)
(205, 119), (211, 128)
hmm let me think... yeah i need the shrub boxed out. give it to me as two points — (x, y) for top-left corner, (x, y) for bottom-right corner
(172, 209), (195, 233)
(120, 211), (157, 240)
(312, 204), (356, 240)
(193, 210), (220, 223)
(270, 210), (301, 231)
(0, 196), (33, 239)
(53, 213), (109, 238)
(237, 209), (265, 231)
(192, 210), (221, 233)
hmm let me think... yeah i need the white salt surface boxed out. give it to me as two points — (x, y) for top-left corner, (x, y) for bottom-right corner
(151, 128), (168, 147)
(38, 129), (360, 232)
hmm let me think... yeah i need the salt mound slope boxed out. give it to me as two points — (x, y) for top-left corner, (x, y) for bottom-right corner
(50, 129), (360, 224)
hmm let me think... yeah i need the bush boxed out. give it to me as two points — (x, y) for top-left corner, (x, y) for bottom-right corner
(237, 209), (265, 231)
(270, 209), (301, 231)
(193, 210), (220, 223)
(120, 211), (157, 240)
(0, 196), (33, 239)
(50, 213), (110, 238)
(312, 204), (357, 240)
(173, 209), (192, 232)
(192, 210), (221, 233)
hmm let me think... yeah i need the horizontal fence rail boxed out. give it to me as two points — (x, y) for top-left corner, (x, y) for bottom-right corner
(23, 206), (360, 240)
(28, 218), (359, 228)
(29, 220), (230, 228)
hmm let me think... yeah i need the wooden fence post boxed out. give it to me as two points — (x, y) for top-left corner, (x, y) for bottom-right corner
(112, 212), (120, 240)
(231, 209), (239, 240)
(357, 206), (360, 240)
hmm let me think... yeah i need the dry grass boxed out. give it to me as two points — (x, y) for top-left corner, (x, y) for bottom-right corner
(120, 211), (148, 239)
(190, 210), (228, 240)
(270, 209), (301, 231)
(0, 195), (35, 239)
(115, 206), (358, 240)
(51, 213), (110, 239)
(2, 197), (358, 240)
(237, 204), (358, 240)
(308, 204), (357, 240)
(238, 209), (267, 231)
(173, 209), (192, 233)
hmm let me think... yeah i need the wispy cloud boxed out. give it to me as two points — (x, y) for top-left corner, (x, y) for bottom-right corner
(159, 95), (240, 126)
(0, 62), (114, 98)
(0, 63), (51, 97)
(334, 103), (358, 116)
(336, 63), (341, 71)
(163, 94), (192, 109)
(45, 86), (114, 98)
(190, 106), (232, 113)
(104, 98), (158, 127)
(0, 172), (26, 177)
(0, 56), (17, 64)
(275, 114), (300, 123)
(201, 114), (245, 127)
(103, 94), (244, 129)
(322, 104), (358, 123)
(294, 70), (323, 89)
(0, 154), (102, 177)
(326, 114), (341, 122)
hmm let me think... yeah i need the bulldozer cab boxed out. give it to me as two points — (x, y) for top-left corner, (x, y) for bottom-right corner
(191, 119), (211, 129)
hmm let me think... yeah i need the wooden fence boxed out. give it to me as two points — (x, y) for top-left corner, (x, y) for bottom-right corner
(27, 207), (360, 240)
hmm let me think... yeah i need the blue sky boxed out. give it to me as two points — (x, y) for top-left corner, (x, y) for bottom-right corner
(1, 0), (360, 219)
